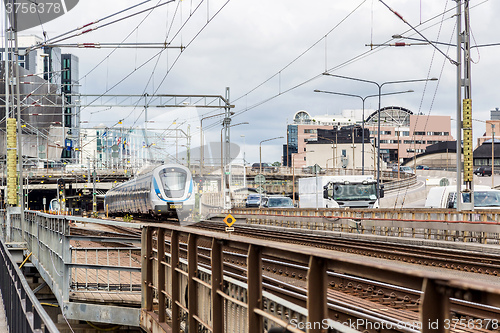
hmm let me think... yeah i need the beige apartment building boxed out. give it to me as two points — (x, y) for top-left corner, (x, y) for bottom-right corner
(285, 107), (454, 170)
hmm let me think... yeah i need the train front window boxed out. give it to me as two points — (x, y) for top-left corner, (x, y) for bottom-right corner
(160, 168), (187, 198)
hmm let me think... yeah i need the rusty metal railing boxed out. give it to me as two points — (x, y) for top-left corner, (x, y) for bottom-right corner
(141, 224), (500, 333)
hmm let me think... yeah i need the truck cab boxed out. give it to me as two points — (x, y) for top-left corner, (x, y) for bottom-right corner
(322, 179), (381, 209)
(298, 175), (382, 209)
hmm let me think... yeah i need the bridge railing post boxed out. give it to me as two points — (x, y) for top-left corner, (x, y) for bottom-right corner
(420, 278), (450, 333)
(247, 244), (262, 333)
(170, 230), (180, 332)
(188, 233), (198, 332)
(62, 218), (71, 303)
(141, 226), (153, 310)
(307, 256), (327, 333)
(211, 237), (224, 333)
(157, 228), (166, 322)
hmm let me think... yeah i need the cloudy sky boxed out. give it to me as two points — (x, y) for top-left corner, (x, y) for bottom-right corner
(15, 0), (500, 164)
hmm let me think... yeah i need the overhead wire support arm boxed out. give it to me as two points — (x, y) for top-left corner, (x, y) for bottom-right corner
(365, 42), (430, 47)
(42, 43), (184, 50)
(37, 0), (153, 47)
(27, 0), (176, 52)
(378, 0), (458, 66)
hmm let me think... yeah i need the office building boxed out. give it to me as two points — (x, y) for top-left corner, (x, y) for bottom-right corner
(0, 35), (79, 163)
(284, 107), (454, 170)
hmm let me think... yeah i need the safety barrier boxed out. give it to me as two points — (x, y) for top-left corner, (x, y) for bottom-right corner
(0, 237), (58, 332)
(70, 247), (141, 292)
(4, 210), (142, 326)
(228, 208), (500, 244)
(141, 224), (500, 333)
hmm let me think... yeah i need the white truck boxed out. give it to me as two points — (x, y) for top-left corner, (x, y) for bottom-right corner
(298, 175), (383, 209)
(425, 185), (500, 209)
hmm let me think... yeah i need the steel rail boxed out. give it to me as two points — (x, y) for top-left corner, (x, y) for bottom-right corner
(194, 222), (500, 276)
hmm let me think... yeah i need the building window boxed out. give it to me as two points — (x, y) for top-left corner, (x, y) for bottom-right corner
(380, 131), (391, 135)
(427, 131), (449, 136)
(414, 131), (425, 136)
(341, 149), (346, 157)
(304, 129), (317, 134)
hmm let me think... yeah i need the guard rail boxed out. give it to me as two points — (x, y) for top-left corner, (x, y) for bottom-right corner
(141, 223), (500, 333)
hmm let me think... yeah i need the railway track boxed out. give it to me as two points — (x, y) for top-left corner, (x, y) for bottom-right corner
(73, 218), (500, 332)
(175, 233), (500, 333)
(193, 221), (500, 276)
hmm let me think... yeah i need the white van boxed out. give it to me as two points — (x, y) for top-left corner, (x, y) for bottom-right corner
(425, 185), (500, 209)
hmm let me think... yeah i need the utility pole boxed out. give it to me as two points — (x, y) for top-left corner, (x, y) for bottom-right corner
(222, 87), (231, 210)
(92, 158), (97, 216)
(461, 0), (474, 210)
(187, 124), (191, 169)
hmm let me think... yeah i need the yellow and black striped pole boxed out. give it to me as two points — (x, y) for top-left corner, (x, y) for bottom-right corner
(6, 118), (17, 206)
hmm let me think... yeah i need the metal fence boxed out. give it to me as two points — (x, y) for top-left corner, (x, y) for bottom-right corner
(141, 224), (500, 333)
(0, 233), (58, 332)
(4, 210), (142, 326)
(229, 208), (500, 245)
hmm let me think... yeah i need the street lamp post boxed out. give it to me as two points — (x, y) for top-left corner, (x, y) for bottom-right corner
(314, 88), (413, 175)
(200, 112), (232, 178)
(493, 124), (495, 188)
(259, 136), (284, 174)
(220, 122), (249, 208)
(241, 134), (246, 188)
(322, 73), (437, 196)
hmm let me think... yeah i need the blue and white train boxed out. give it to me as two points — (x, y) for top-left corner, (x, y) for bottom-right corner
(104, 164), (195, 220)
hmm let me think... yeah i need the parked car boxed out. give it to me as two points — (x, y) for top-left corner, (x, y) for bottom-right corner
(251, 163), (277, 173)
(245, 194), (264, 207)
(399, 166), (414, 174)
(262, 196), (294, 208)
(416, 165), (430, 170)
(474, 166), (492, 176)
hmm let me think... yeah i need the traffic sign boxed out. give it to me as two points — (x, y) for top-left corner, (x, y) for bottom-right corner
(312, 164), (321, 174)
(256, 186), (265, 194)
(255, 174), (266, 184)
(439, 178), (450, 186)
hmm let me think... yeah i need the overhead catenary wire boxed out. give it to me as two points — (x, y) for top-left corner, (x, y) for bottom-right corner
(77, 0), (174, 119)
(31, 0), (155, 50)
(378, 0), (458, 65)
(119, 0), (231, 142)
(42, 42), (184, 49)
(39, 0), (176, 49)
(212, 0), (467, 131)
(393, 0), (452, 210)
